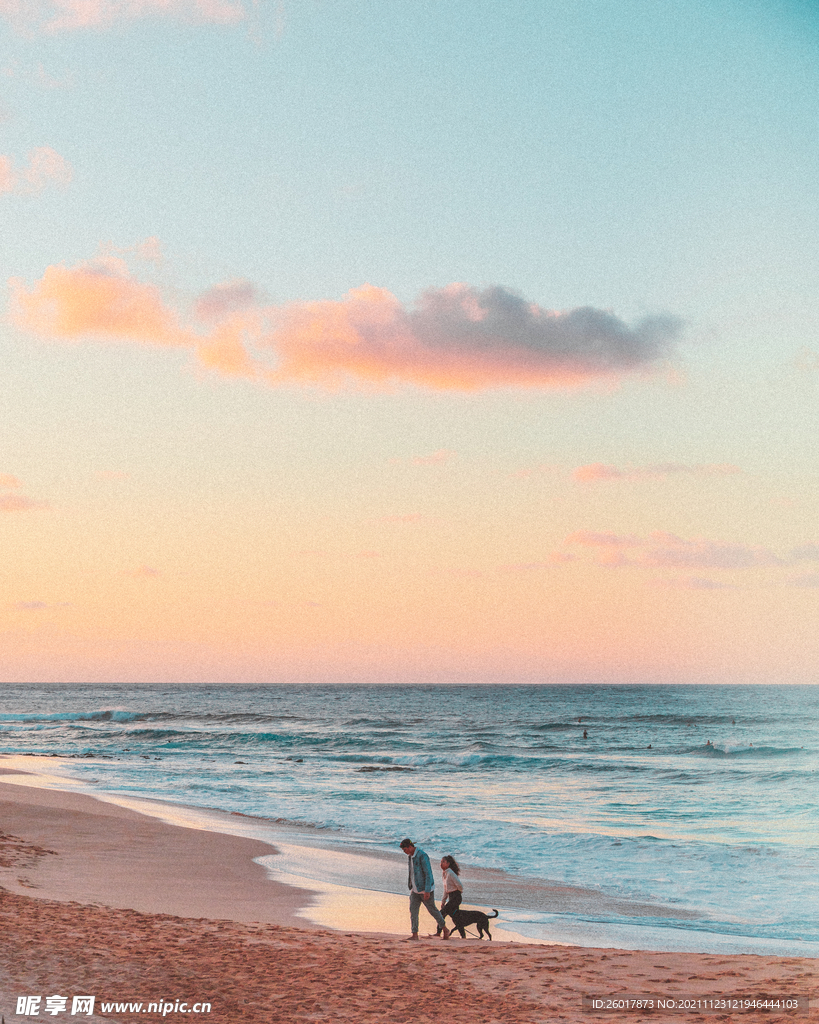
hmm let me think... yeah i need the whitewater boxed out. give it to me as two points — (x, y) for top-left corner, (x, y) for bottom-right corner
(0, 682), (816, 954)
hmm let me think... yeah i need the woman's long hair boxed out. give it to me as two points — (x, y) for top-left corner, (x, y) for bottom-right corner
(442, 855), (460, 875)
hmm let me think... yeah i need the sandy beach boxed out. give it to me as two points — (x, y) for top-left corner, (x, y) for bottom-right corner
(1, 767), (815, 1024)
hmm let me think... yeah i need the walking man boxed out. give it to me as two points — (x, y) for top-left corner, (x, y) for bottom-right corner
(399, 838), (450, 940)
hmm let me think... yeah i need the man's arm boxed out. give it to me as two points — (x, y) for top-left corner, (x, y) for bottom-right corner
(419, 850), (435, 894)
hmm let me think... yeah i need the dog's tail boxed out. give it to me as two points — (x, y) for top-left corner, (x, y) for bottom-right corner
(487, 909), (499, 918)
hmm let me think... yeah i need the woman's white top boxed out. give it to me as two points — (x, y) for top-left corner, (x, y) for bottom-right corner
(442, 867), (463, 894)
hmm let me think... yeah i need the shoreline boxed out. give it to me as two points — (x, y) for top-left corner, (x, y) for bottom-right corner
(1, 759), (817, 1023)
(2, 755), (816, 956)
(0, 759), (539, 942)
(0, 765), (318, 928)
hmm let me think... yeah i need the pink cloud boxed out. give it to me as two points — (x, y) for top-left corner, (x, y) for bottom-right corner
(573, 462), (741, 482)
(548, 551), (575, 563)
(11, 258), (682, 393)
(572, 463), (626, 482)
(0, 147), (71, 195)
(11, 257), (189, 341)
(0, 494), (48, 511)
(0, 474), (21, 488)
(0, 0), (246, 32)
(267, 284), (680, 392)
(9, 256), (260, 379)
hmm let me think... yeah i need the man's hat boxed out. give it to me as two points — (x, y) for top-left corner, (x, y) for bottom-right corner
(399, 838), (414, 848)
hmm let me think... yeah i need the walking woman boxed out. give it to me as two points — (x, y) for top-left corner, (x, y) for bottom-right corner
(436, 855), (463, 935)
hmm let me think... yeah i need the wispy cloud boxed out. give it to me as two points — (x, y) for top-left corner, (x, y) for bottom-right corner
(0, 493), (48, 511)
(0, 147), (72, 195)
(789, 572), (819, 588)
(548, 551), (575, 564)
(563, 528), (788, 573)
(0, 0), (247, 32)
(10, 257), (683, 393)
(564, 531), (641, 568)
(642, 532), (782, 570)
(194, 278), (260, 322)
(572, 462), (741, 483)
(789, 544), (819, 562)
(0, 474), (47, 511)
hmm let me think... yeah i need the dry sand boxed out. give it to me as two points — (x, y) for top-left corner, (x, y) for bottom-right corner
(0, 768), (816, 1024)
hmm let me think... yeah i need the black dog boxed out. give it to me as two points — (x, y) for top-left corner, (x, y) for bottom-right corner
(449, 908), (499, 939)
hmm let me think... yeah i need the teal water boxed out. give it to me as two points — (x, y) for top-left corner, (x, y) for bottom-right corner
(1, 683), (816, 952)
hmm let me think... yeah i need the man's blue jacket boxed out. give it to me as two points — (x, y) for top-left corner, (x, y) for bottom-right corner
(408, 847), (435, 893)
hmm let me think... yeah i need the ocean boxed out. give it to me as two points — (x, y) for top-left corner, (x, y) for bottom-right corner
(0, 682), (816, 955)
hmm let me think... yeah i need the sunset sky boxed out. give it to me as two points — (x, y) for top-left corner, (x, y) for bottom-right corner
(2, 0), (818, 684)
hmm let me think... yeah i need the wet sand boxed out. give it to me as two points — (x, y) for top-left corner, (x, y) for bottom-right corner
(0, 768), (316, 924)
(0, 768), (816, 1023)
